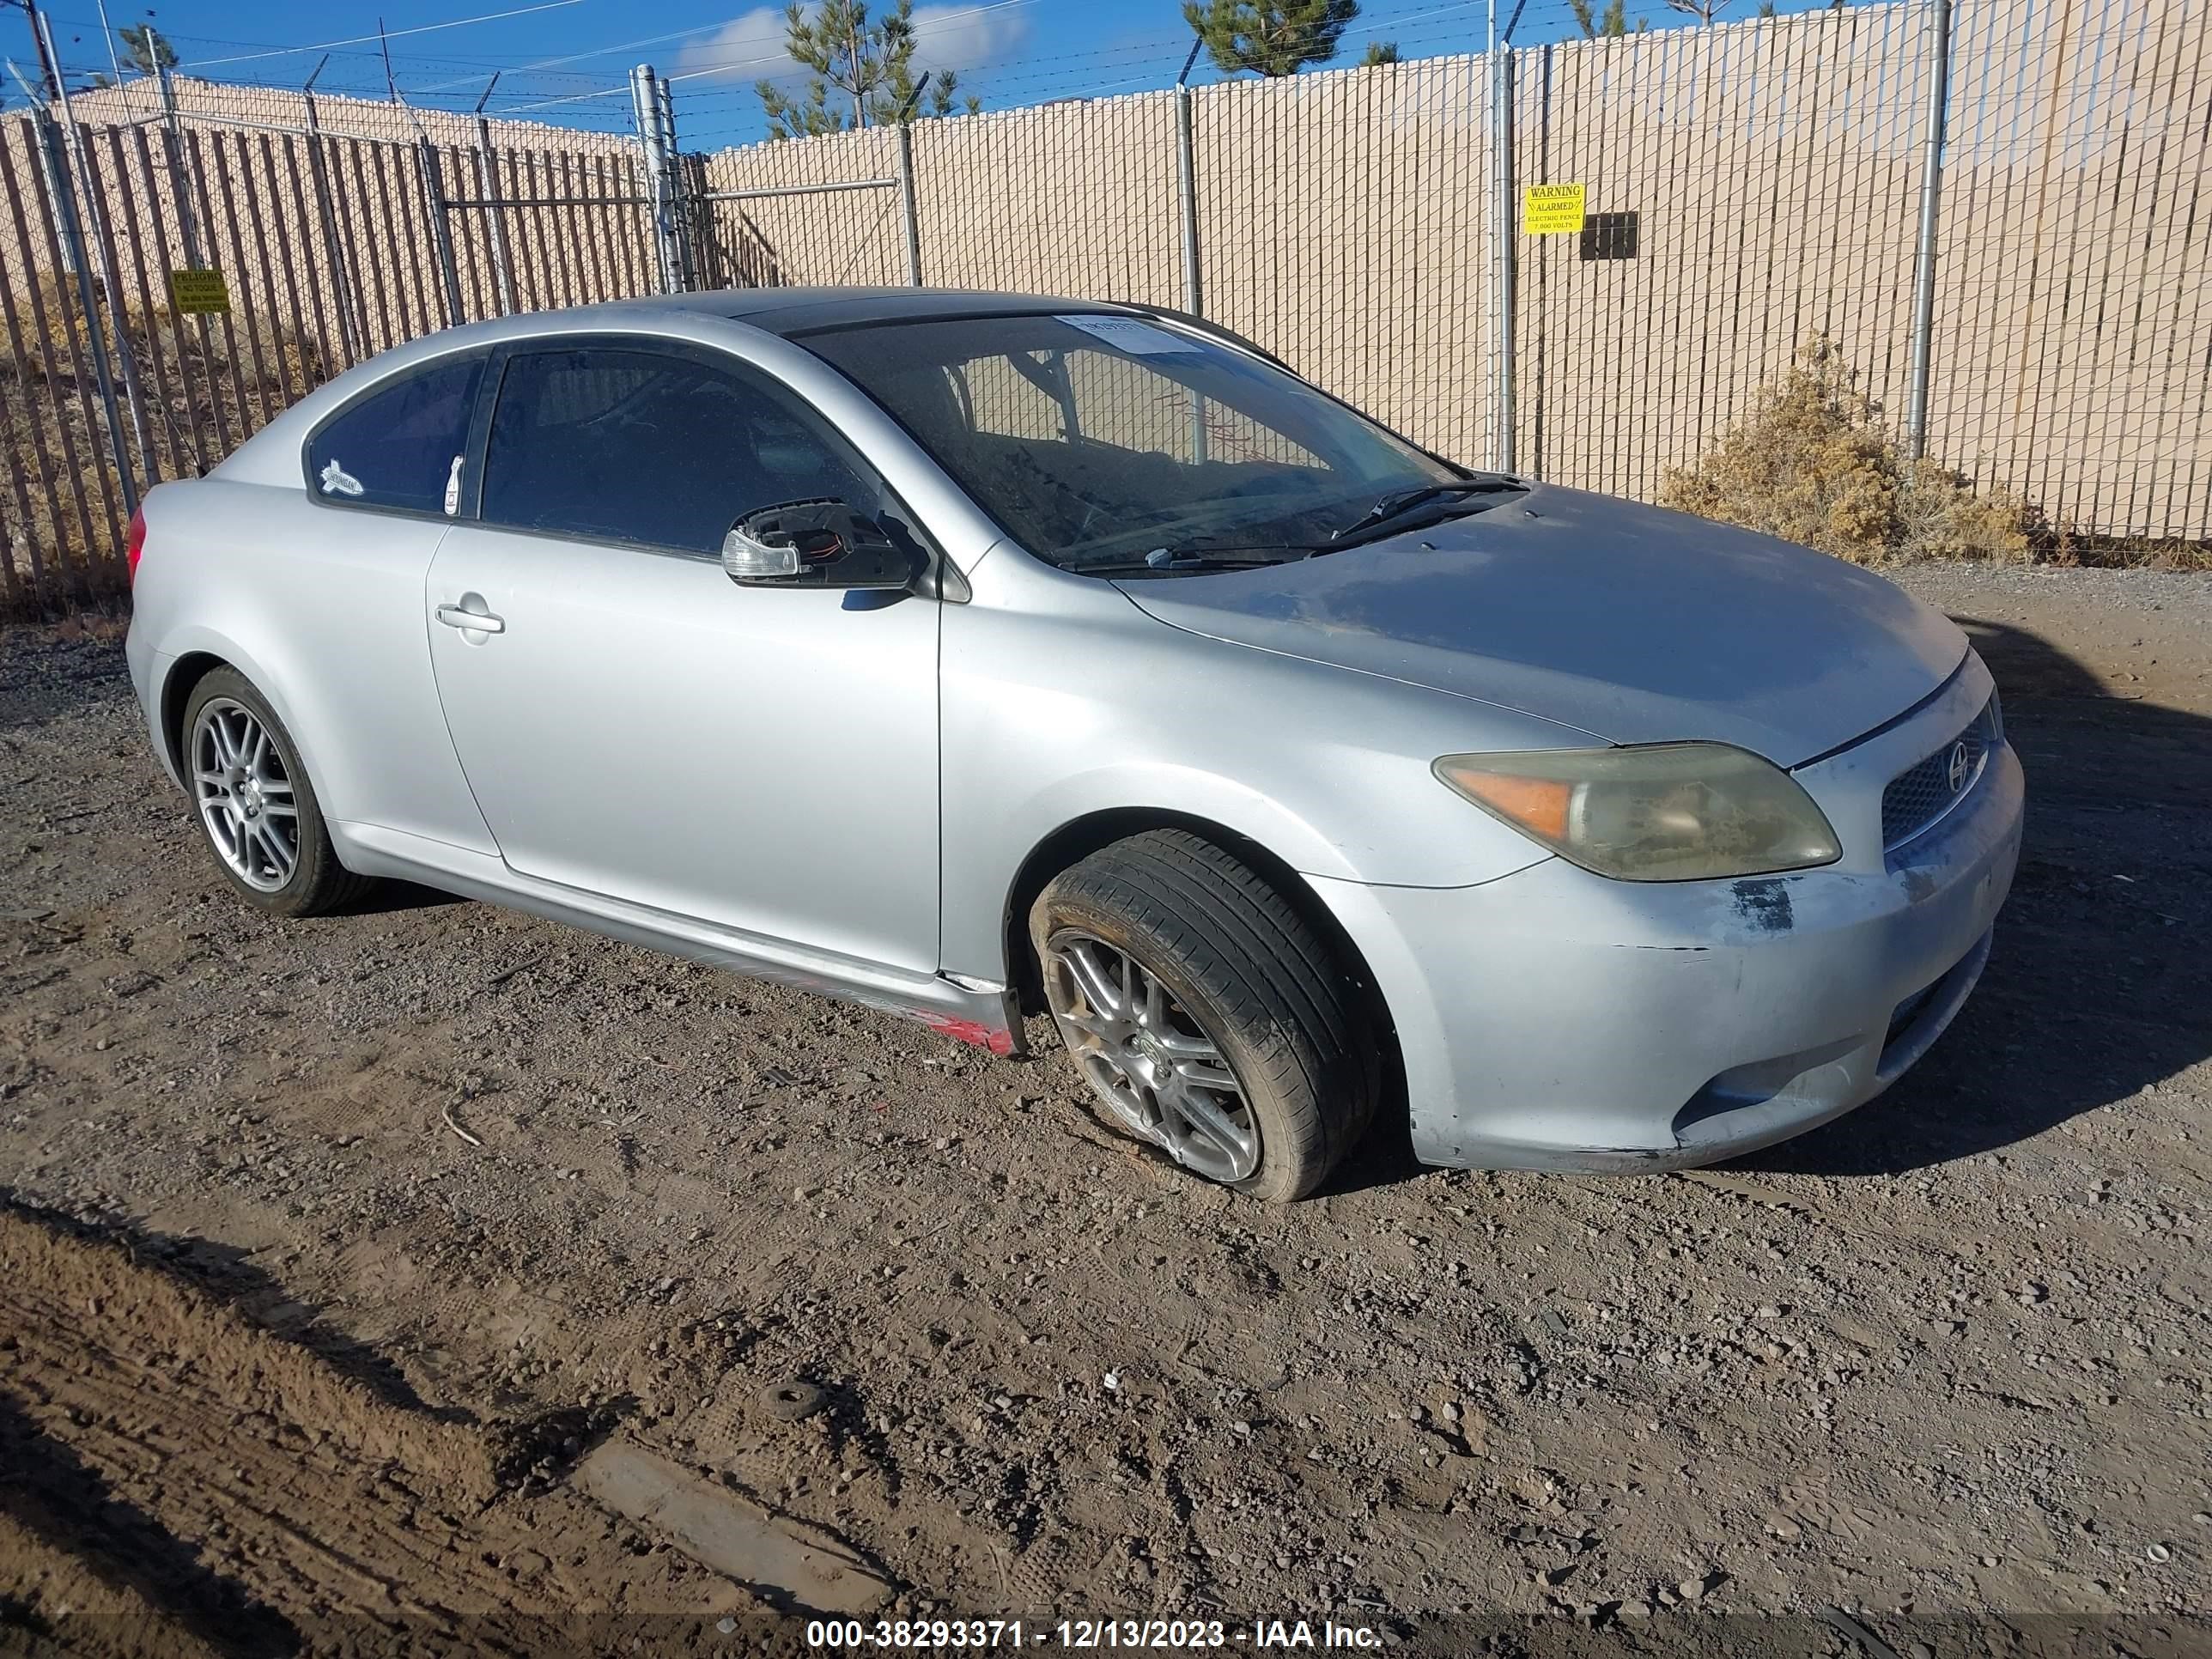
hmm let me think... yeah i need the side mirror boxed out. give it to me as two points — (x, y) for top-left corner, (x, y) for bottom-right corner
(721, 499), (915, 591)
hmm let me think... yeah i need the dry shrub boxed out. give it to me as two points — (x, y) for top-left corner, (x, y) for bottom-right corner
(3, 269), (325, 610)
(1662, 337), (2032, 566)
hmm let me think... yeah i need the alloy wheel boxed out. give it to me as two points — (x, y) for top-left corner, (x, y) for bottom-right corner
(191, 697), (299, 892)
(1042, 930), (1261, 1182)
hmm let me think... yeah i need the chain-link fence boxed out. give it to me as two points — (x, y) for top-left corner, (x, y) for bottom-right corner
(3, 0), (2203, 615)
(1509, 8), (1936, 503)
(0, 90), (667, 611)
(1931, 0), (2208, 545)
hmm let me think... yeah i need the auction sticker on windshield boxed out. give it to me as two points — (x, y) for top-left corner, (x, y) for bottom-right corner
(1056, 314), (1203, 355)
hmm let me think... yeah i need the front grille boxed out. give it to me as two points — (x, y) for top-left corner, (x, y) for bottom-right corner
(1881, 696), (2000, 851)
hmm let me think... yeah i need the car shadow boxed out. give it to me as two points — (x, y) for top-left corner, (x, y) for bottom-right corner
(340, 877), (468, 915)
(1745, 614), (2209, 1176)
(1329, 614), (2211, 1193)
(1327, 1106), (1428, 1196)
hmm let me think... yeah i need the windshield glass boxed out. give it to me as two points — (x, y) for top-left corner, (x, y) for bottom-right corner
(799, 313), (1468, 570)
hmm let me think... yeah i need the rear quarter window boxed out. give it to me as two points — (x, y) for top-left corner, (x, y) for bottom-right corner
(305, 353), (486, 515)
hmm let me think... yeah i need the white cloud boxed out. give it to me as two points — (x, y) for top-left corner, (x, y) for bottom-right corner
(673, 8), (801, 87)
(673, 2), (1033, 88)
(908, 2), (1034, 76)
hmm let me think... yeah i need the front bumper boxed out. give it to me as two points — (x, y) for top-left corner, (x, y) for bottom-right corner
(1312, 678), (2025, 1171)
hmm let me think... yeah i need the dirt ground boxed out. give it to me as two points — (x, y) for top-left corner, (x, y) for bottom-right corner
(3, 564), (2209, 1657)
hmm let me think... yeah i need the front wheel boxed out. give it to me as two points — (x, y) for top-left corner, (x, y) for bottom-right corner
(1030, 830), (1376, 1202)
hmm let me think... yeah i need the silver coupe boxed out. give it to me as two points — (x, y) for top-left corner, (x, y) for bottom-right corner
(124, 289), (2024, 1200)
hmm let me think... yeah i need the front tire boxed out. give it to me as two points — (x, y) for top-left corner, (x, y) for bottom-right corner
(181, 667), (370, 918)
(1029, 830), (1376, 1202)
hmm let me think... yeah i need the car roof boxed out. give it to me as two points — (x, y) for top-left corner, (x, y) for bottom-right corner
(210, 287), (1204, 485)
(569, 287), (1129, 338)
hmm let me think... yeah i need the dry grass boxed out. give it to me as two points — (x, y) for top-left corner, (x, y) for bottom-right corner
(3, 270), (323, 615)
(1662, 337), (2034, 566)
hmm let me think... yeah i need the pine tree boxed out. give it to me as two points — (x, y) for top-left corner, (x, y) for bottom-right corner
(1569, 0), (1640, 37)
(754, 2), (978, 141)
(1359, 40), (1400, 66)
(118, 25), (177, 75)
(1182, 1), (1363, 79)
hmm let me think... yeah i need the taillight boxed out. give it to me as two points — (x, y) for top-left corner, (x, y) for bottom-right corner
(125, 505), (147, 584)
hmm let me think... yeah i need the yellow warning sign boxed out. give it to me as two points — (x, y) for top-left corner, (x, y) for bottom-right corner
(1522, 182), (1587, 235)
(168, 268), (230, 315)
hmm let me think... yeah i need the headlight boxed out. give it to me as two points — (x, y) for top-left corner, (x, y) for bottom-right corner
(1432, 744), (1842, 881)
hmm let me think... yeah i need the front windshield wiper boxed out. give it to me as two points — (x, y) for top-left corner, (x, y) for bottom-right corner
(1073, 546), (1310, 576)
(1328, 477), (1527, 546)
(1071, 479), (1528, 575)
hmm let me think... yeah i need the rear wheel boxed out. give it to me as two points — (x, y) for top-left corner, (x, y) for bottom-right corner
(1030, 830), (1376, 1202)
(182, 667), (370, 918)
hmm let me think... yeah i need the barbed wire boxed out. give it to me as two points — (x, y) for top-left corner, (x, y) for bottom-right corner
(15, 0), (1887, 143)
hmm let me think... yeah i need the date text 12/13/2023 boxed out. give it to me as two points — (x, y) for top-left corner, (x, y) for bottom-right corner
(803, 1619), (1385, 1649)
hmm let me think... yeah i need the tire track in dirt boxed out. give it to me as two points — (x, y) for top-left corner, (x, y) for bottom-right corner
(0, 1201), (777, 1655)
(6, 574), (2212, 1652)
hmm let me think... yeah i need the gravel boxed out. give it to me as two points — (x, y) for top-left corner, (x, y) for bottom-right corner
(2, 565), (2208, 1655)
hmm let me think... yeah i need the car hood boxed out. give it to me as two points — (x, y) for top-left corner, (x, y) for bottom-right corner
(1112, 483), (1966, 765)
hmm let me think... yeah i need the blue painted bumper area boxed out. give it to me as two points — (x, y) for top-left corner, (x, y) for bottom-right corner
(1314, 738), (2025, 1172)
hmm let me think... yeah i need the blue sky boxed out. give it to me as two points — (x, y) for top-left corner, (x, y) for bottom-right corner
(7, 0), (1856, 149)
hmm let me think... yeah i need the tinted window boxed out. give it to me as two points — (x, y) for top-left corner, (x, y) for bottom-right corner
(480, 347), (873, 555)
(307, 353), (484, 514)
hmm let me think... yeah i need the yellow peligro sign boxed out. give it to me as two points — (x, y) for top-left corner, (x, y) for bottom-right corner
(168, 268), (230, 315)
(1522, 182), (1587, 235)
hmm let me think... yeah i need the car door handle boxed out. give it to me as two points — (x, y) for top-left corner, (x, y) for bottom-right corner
(435, 604), (504, 635)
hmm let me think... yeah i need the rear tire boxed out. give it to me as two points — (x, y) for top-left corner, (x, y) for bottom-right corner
(181, 667), (371, 918)
(1029, 830), (1376, 1202)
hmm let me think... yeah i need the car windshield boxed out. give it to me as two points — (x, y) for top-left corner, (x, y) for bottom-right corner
(799, 313), (1474, 571)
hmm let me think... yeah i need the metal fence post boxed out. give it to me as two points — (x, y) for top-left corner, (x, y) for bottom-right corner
(884, 75), (938, 289)
(155, 53), (201, 265)
(895, 119), (923, 286)
(60, 112), (157, 489)
(1488, 3), (1518, 475)
(474, 117), (519, 315)
(1905, 0), (1955, 462)
(33, 13), (141, 519)
(416, 137), (465, 328)
(1174, 41), (1204, 319)
(630, 64), (680, 295)
(11, 68), (76, 275)
(655, 78), (700, 291)
(470, 77), (519, 317)
(1172, 41), (1208, 468)
(302, 79), (368, 362)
